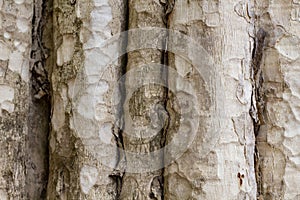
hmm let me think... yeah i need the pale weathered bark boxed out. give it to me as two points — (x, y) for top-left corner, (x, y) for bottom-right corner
(164, 0), (256, 199)
(48, 0), (126, 199)
(254, 0), (300, 199)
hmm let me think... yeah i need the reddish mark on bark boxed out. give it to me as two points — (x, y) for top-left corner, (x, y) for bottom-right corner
(237, 172), (245, 186)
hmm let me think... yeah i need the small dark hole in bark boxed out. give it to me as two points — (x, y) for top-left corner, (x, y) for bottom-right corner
(237, 172), (244, 186)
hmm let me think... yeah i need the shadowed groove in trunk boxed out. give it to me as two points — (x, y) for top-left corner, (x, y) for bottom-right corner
(26, 0), (53, 199)
(159, 1), (175, 199)
(250, 27), (266, 199)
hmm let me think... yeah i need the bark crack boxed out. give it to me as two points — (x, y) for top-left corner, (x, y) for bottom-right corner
(27, 0), (52, 199)
(249, 28), (267, 199)
(159, 1), (175, 199)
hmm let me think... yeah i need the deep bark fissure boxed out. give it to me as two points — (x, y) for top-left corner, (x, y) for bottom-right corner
(27, 0), (52, 199)
(159, 38), (168, 200)
(159, 2), (175, 199)
(250, 27), (267, 199)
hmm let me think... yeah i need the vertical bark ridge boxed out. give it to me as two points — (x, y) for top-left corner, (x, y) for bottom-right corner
(48, 0), (128, 199)
(253, 1), (300, 199)
(164, 0), (257, 199)
(47, 0), (85, 197)
(120, 0), (168, 199)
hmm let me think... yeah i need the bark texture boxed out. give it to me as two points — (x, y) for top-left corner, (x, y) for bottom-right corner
(164, 0), (256, 199)
(120, 1), (167, 199)
(48, 0), (126, 199)
(26, 0), (52, 199)
(254, 0), (300, 199)
(0, 0), (299, 199)
(0, 0), (32, 199)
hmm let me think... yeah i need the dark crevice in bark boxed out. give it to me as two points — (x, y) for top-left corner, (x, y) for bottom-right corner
(159, 37), (169, 200)
(249, 27), (267, 199)
(159, 1), (175, 199)
(111, 0), (129, 199)
(27, 0), (52, 199)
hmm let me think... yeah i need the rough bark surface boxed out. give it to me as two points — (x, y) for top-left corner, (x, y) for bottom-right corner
(0, 0), (299, 199)
(48, 0), (126, 199)
(120, 0), (167, 199)
(254, 0), (300, 199)
(0, 0), (32, 199)
(164, 0), (257, 199)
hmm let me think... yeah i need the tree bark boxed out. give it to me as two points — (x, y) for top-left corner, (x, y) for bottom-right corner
(26, 0), (52, 199)
(164, 0), (256, 199)
(120, 0), (167, 199)
(0, 1), (33, 199)
(254, 0), (300, 199)
(0, 0), (299, 199)
(48, 0), (126, 199)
